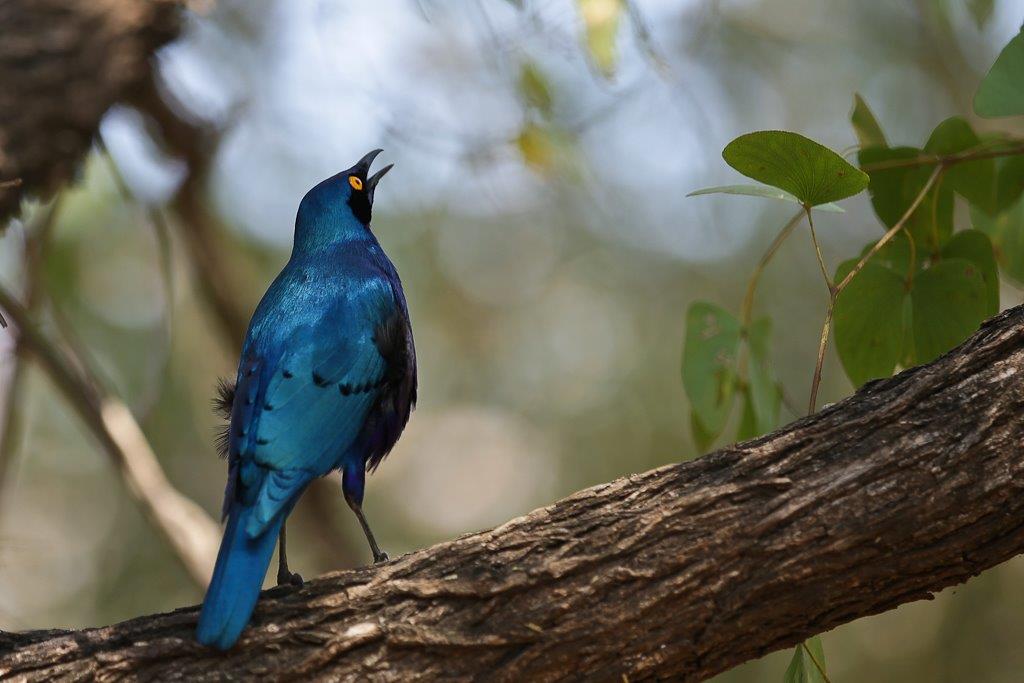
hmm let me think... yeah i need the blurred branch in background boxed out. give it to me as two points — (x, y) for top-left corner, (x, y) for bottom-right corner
(97, 137), (177, 420)
(0, 199), (62, 495)
(0, 289), (219, 588)
(131, 75), (249, 356)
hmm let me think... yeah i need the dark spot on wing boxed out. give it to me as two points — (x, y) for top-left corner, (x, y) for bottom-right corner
(359, 303), (418, 472)
(312, 371), (330, 387)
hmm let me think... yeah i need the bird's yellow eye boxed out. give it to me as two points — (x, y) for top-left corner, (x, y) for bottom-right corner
(349, 176), (363, 191)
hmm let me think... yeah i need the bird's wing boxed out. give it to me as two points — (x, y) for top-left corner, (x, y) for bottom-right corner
(360, 277), (417, 472)
(223, 278), (396, 537)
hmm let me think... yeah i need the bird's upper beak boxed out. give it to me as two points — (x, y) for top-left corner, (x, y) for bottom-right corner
(352, 149), (393, 195)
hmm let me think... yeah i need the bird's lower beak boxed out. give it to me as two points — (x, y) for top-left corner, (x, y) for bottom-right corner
(367, 163), (394, 192)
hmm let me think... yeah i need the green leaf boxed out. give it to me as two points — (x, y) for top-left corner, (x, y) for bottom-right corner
(910, 258), (988, 364)
(975, 29), (1024, 117)
(851, 94), (887, 149)
(578, 0), (624, 78)
(518, 62), (553, 115)
(682, 302), (741, 438)
(941, 230), (999, 315)
(924, 117), (996, 214)
(857, 231), (917, 277)
(783, 637), (828, 683)
(736, 389), (759, 442)
(972, 196), (1024, 286)
(994, 155), (1024, 215)
(833, 260), (907, 387)
(690, 411), (717, 452)
(746, 317), (780, 435)
(686, 184), (845, 212)
(722, 131), (869, 207)
(859, 146), (954, 251)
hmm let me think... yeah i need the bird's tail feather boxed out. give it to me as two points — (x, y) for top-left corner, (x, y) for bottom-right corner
(196, 502), (283, 650)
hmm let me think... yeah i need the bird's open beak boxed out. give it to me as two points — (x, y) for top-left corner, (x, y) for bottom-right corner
(367, 163), (394, 192)
(351, 149), (393, 199)
(352, 148), (384, 176)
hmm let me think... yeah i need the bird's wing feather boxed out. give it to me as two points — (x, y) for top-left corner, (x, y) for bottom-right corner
(222, 276), (396, 535)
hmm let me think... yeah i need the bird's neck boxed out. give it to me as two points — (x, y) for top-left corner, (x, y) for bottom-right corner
(292, 211), (377, 256)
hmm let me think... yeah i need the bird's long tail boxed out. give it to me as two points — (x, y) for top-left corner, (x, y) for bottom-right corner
(196, 502), (283, 650)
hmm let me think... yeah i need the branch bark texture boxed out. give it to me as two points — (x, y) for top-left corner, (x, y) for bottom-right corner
(0, 0), (180, 223)
(3, 305), (1024, 681)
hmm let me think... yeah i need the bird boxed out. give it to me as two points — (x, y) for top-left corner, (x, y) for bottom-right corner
(196, 149), (417, 650)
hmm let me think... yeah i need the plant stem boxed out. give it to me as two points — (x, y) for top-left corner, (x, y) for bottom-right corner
(804, 205), (834, 293)
(740, 209), (805, 326)
(808, 299), (834, 415)
(806, 165), (944, 415)
(835, 166), (944, 293)
(859, 142), (1024, 172)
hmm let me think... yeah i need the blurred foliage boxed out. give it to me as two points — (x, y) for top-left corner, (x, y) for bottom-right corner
(1, 1), (1024, 682)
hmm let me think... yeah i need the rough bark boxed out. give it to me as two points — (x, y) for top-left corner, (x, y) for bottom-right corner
(0, 0), (180, 223)
(1, 306), (1023, 681)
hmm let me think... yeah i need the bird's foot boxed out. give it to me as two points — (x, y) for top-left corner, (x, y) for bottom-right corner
(277, 569), (304, 587)
(372, 550), (390, 564)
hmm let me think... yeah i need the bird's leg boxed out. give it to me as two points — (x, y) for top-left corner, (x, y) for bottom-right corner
(345, 495), (389, 564)
(276, 522), (303, 587)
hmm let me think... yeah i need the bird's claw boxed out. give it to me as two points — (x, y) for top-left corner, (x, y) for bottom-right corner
(277, 570), (304, 587)
(373, 551), (389, 564)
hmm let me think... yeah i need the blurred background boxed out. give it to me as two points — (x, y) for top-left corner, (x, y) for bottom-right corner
(1, 0), (1023, 680)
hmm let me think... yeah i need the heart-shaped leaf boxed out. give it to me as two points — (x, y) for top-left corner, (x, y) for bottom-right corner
(682, 302), (742, 438)
(925, 117), (996, 214)
(910, 258), (988, 364)
(975, 29), (1024, 117)
(834, 260), (908, 387)
(859, 146), (954, 251)
(723, 131), (869, 207)
(972, 196), (1024, 287)
(941, 230), (999, 315)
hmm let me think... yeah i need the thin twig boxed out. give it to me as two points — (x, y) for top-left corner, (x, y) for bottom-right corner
(807, 300), (834, 415)
(0, 287), (220, 588)
(804, 206), (834, 293)
(836, 166), (944, 293)
(859, 142), (1024, 172)
(0, 178), (22, 190)
(97, 136), (176, 416)
(740, 209), (804, 326)
(807, 165), (944, 414)
(0, 199), (62, 494)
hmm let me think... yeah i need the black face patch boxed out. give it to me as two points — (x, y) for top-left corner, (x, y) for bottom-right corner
(348, 186), (372, 225)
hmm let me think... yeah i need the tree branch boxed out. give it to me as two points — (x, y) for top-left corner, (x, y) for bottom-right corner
(0, 0), (180, 225)
(3, 304), (1023, 681)
(0, 288), (220, 588)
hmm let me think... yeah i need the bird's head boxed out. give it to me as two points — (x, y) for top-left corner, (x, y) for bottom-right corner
(294, 149), (394, 249)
